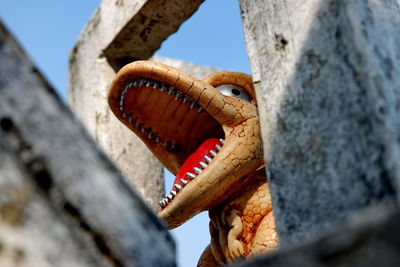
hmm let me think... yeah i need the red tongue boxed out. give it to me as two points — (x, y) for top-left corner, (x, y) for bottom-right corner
(172, 138), (221, 189)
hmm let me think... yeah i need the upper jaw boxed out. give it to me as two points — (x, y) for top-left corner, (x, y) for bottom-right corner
(109, 61), (231, 173)
(108, 61), (263, 229)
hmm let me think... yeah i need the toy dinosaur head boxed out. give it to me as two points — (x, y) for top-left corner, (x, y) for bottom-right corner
(108, 61), (264, 228)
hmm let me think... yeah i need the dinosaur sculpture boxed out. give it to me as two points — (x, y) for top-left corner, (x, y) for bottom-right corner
(108, 61), (278, 266)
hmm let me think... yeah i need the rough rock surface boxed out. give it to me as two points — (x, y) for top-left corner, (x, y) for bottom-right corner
(240, 0), (400, 245)
(0, 21), (175, 267)
(234, 203), (400, 267)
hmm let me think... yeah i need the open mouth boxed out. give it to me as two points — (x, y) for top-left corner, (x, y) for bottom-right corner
(109, 61), (263, 228)
(117, 76), (226, 208)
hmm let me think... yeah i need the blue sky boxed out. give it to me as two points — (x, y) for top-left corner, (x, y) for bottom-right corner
(0, 1), (251, 266)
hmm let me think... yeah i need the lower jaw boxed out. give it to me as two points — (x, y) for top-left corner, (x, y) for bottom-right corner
(159, 137), (225, 208)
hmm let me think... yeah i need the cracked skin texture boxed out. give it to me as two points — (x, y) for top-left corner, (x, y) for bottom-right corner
(108, 61), (278, 266)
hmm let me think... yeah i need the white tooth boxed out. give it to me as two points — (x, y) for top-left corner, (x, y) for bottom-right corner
(146, 81), (153, 87)
(186, 172), (196, 179)
(199, 162), (208, 169)
(204, 156), (212, 163)
(210, 150), (217, 157)
(171, 190), (177, 196)
(215, 145), (222, 151)
(168, 88), (174, 95)
(133, 80), (139, 87)
(198, 107), (204, 113)
(175, 93), (181, 100)
(148, 132), (153, 139)
(135, 122), (140, 128)
(122, 112), (128, 118)
(153, 83), (160, 89)
(180, 179), (188, 185)
(167, 194), (173, 200)
(155, 136), (160, 143)
(141, 127), (146, 133)
(159, 201), (163, 207)
(193, 167), (202, 175)
(139, 79), (146, 86)
(174, 184), (182, 191)
(183, 97), (189, 104)
(220, 139), (225, 144)
(161, 85), (168, 92)
(190, 102), (196, 109)
(164, 197), (169, 203)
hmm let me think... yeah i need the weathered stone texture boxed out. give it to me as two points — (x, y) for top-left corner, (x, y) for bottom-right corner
(103, 0), (206, 68)
(0, 141), (102, 267)
(240, 0), (400, 245)
(234, 203), (400, 267)
(0, 21), (175, 267)
(68, 0), (213, 212)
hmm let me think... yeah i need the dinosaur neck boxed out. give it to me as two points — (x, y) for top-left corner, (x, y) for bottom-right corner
(208, 169), (271, 264)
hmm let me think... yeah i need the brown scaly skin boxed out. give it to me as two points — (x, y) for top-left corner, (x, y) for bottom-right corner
(108, 61), (278, 266)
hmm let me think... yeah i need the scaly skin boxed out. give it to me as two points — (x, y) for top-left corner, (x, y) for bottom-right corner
(108, 61), (278, 265)
(205, 169), (278, 265)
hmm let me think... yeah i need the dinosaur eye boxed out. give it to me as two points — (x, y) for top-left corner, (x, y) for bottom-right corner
(216, 84), (251, 102)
